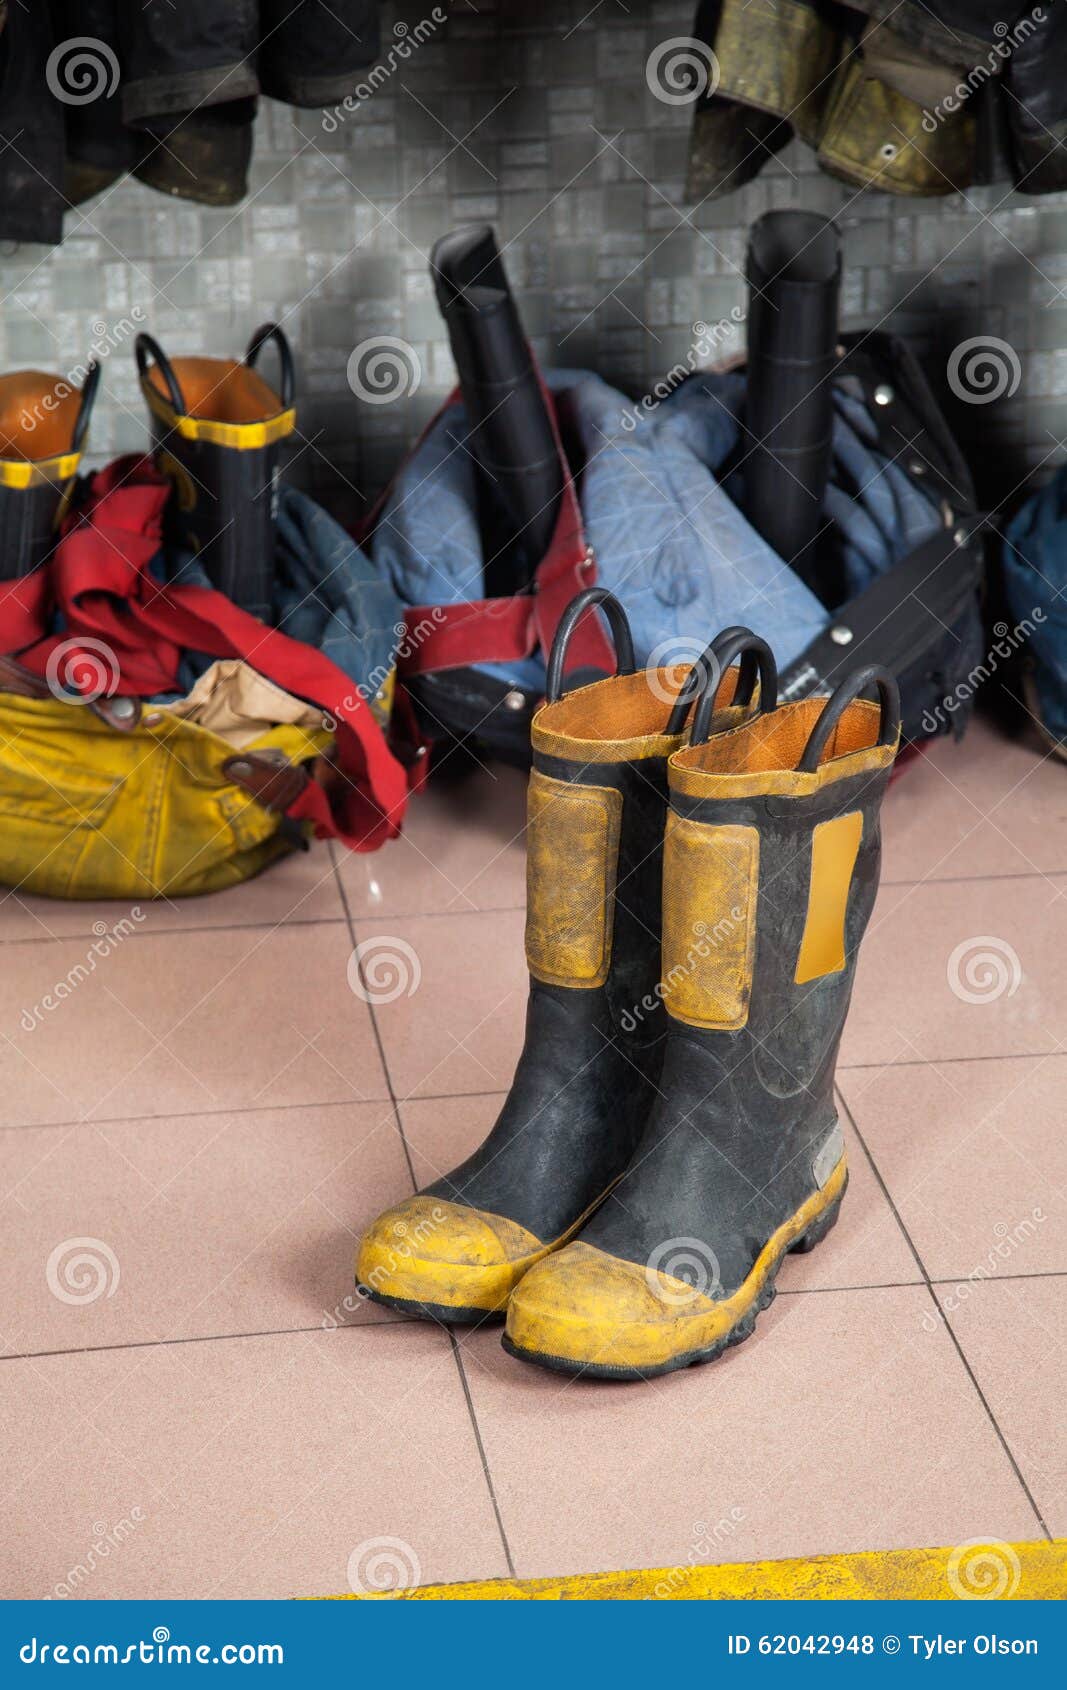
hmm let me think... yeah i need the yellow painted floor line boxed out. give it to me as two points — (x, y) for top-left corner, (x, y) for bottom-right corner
(325, 1537), (1067, 1600)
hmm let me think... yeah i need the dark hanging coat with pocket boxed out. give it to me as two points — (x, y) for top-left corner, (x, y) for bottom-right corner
(685, 0), (1067, 201)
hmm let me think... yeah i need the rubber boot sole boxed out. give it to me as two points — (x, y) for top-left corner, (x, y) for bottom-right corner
(357, 1284), (506, 1326)
(502, 1172), (848, 1381)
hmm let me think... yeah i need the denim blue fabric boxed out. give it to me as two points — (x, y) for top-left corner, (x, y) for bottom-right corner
(373, 367), (941, 687)
(155, 483), (405, 701)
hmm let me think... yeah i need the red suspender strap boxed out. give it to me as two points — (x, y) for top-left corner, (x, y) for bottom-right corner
(0, 460), (412, 853)
(375, 377), (615, 682)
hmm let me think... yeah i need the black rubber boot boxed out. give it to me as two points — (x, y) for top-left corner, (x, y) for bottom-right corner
(505, 665), (900, 1377)
(0, 362), (100, 579)
(136, 325), (296, 621)
(355, 595), (776, 1323)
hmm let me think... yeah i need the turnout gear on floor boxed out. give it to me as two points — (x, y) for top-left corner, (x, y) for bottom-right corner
(685, 0), (1067, 200)
(137, 325), (296, 622)
(0, 655), (333, 899)
(355, 595), (775, 1322)
(379, 340), (980, 759)
(505, 665), (900, 1378)
(1003, 468), (1067, 760)
(0, 456), (418, 896)
(0, 362), (99, 579)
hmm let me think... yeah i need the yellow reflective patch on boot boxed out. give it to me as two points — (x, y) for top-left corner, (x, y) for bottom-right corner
(524, 769), (622, 989)
(795, 811), (863, 984)
(661, 815), (759, 1030)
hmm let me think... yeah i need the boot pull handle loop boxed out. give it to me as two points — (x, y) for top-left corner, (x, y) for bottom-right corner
(545, 587), (635, 703)
(688, 629), (778, 745)
(135, 333), (187, 417)
(797, 665), (900, 773)
(245, 322), (295, 408)
(71, 360), (101, 455)
(666, 625), (770, 737)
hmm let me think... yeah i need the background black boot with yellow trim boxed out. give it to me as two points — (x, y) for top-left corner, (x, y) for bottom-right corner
(0, 362), (99, 578)
(355, 595), (775, 1324)
(136, 325), (296, 622)
(505, 665), (900, 1379)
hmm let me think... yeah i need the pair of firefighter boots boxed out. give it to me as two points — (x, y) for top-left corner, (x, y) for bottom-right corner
(1, 328), (294, 621)
(357, 586), (899, 1380)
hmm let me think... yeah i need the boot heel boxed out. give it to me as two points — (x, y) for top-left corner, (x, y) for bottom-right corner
(790, 1177), (848, 1255)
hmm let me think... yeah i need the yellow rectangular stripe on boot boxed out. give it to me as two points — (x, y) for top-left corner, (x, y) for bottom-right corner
(661, 814), (759, 1030)
(525, 769), (622, 989)
(795, 811), (863, 985)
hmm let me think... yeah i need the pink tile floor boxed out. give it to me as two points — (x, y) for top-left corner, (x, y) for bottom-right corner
(1, 713), (1063, 1598)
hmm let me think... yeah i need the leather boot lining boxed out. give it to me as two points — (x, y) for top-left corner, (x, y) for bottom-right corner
(0, 372), (82, 461)
(146, 357), (285, 423)
(533, 663), (741, 761)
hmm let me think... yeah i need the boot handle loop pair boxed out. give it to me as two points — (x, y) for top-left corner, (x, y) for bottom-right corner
(71, 360), (102, 455)
(671, 626), (777, 741)
(545, 587), (636, 703)
(135, 333), (186, 417)
(797, 665), (900, 773)
(245, 322), (295, 408)
(135, 325), (296, 419)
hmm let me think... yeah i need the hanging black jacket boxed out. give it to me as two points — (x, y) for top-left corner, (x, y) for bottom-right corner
(1, 1), (382, 245)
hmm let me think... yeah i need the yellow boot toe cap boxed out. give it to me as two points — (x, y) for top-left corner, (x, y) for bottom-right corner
(504, 1241), (728, 1375)
(356, 1195), (547, 1319)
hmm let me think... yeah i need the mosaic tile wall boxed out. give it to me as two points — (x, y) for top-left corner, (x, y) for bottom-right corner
(3, 0), (1067, 524)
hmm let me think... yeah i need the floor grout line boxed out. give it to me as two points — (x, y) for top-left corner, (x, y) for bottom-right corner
(0, 1320), (413, 1365)
(9, 1270), (1066, 1365)
(330, 843), (519, 1579)
(839, 1049), (1067, 1072)
(837, 1088), (1053, 1542)
(879, 867), (1067, 888)
(1, 1094), (398, 1134)
(8, 1041), (1066, 1134)
(8, 857), (1067, 948)
(0, 903), (528, 950)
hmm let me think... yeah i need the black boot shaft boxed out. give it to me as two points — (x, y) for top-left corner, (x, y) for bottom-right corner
(425, 674), (685, 1243)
